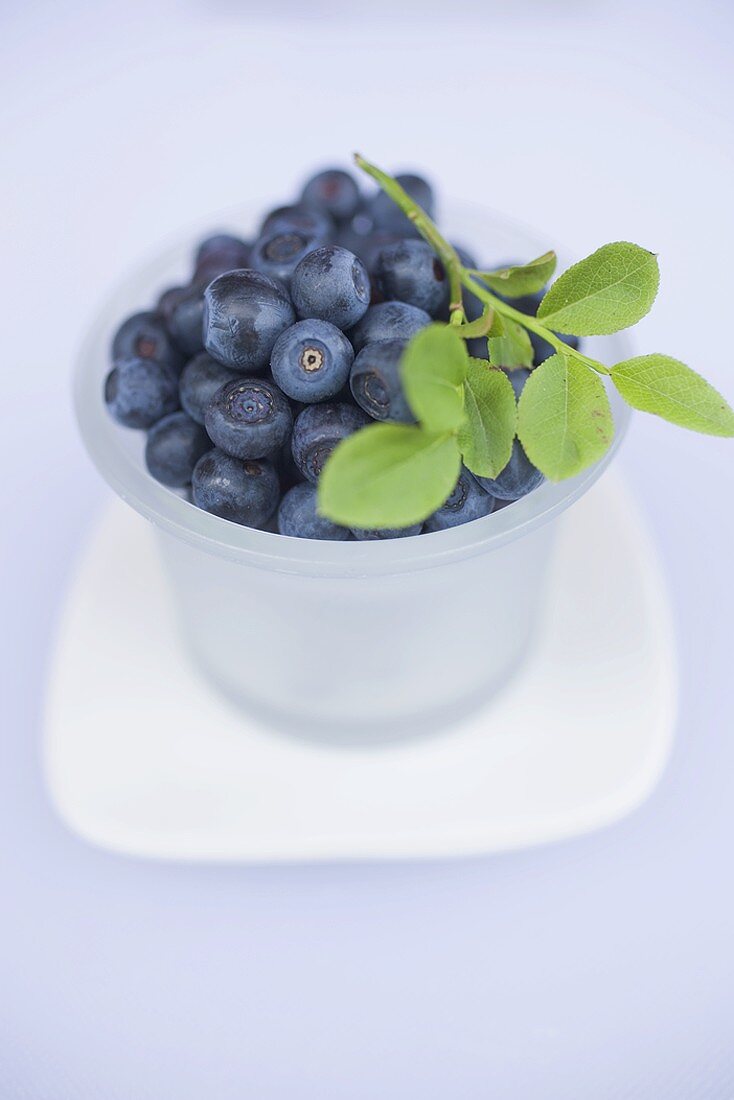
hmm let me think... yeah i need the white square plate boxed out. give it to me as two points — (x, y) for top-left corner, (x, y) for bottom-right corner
(44, 474), (676, 862)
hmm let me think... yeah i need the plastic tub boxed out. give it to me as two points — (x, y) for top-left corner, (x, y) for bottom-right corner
(75, 202), (632, 735)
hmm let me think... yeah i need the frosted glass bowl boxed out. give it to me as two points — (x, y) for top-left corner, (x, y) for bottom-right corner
(75, 201), (632, 735)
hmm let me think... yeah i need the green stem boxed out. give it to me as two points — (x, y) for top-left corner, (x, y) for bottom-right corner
(355, 153), (466, 324)
(459, 273), (611, 376)
(353, 152), (610, 377)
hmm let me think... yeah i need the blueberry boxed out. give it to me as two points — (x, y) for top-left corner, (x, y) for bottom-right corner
(291, 246), (370, 331)
(145, 411), (210, 487)
(192, 449), (279, 527)
(194, 233), (251, 272)
(111, 311), (180, 371)
(250, 230), (320, 286)
(425, 469), (496, 531)
(349, 301), (431, 353)
(205, 377), (293, 459)
(368, 173), (435, 233)
(179, 352), (241, 425)
(358, 230), (407, 274)
(351, 525), (423, 540)
(375, 239), (448, 317)
(260, 204), (333, 242)
(277, 482), (349, 541)
(193, 256), (248, 289)
(168, 284), (205, 357)
(274, 435), (302, 490)
(156, 286), (188, 328)
(475, 441), (544, 501)
(291, 402), (369, 483)
(271, 319), (354, 403)
(336, 211), (376, 260)
(104, 357), (180, 429)
(203, 270), (295, 372)
(300, 169), (361, 224)
(349, 339), (414, 423)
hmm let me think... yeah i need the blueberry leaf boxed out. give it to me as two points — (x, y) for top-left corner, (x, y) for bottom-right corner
(458, 360), (517, 479)
(487, 316), (534, 368)
(318, 423), (461, 528)
(477, 251), (557, 297)
(456, 303), (493, 340)
(537, 242), (659, 336)
(612, 355), (734, 436)
(517, 353), (614, 480)
(400, 324), (468, 432)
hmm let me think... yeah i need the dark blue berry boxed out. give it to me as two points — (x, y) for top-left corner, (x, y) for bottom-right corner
(301, 169), (361, 224)
(271, 319), (353, 403)
(358, 230), (406, 274)
(105, 357), (179, 429)
(260, 204), (333, 242)
(291, 246), (370, 331)
(167, 284), (206, 357)
(425, 469), (496, 531)
(192, 449), (279, 527)
(349, 301), (430, 353)
(375, 239), (448, 317)
(291, 402), (369, 483)
(335, 211), (375, 260)
(179, 352), (241, 425)
(368, 173), (434, 233)
(111, 311), (180, 372)
(351, 524), (423, 540)
(195, 233), (251, 272)
(349, 339), (414, 423)
(156, 286), (188, 328)
(205, 377), (293, 459)
(274, 436), (302, 490)
(193, 257), (248, 289)
(250, 230), (320, 286)
(475, 441), (544, 501)
(145, 411), (210, 487)
(277, 482), (349, 541)
(203, 270), (295, 372)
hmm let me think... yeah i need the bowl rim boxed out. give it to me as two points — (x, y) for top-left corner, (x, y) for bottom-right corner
(74, 198), (633, 578)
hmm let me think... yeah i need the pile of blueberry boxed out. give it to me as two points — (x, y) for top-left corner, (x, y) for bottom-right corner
(104, 167), (577, 540)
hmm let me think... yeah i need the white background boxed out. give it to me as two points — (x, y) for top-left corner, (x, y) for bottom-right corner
(2, 1), (734, 1096)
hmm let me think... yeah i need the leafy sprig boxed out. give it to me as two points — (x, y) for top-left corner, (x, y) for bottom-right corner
(318, 155), (734, 529)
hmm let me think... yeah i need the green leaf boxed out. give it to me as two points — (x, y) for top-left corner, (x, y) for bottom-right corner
(537, 242), (659, 336)
(477, 251), (557, 297)
(517, 353), (614, 480)
(400, 324), (467, 432)
(487, 317), (534, 368)
(318, 423), (462, 528)
(458, 360), (518, 478)
(456, 303), (492, 340)
(611, 355), (734, 436)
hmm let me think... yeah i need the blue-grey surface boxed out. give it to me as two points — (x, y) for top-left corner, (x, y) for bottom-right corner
(2, 2), (733, 1096)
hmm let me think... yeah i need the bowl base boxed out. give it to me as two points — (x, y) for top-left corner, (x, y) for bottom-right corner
(43, 473), (676, 862)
